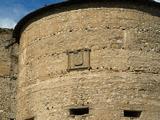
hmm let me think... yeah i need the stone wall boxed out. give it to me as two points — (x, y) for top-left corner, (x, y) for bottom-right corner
(0, 28), (17, 120)
(17, 2), (160, 120)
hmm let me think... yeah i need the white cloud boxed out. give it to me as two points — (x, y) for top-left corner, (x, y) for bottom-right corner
(0, 3), (29, 28)
(154, 0), (160, 2)
(0, 18), (16, 28)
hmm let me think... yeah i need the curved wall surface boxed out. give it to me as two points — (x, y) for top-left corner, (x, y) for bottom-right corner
(17, 1), (160, 120)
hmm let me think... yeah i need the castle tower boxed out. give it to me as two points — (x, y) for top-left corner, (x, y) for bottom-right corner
(13, 0), (160, 120)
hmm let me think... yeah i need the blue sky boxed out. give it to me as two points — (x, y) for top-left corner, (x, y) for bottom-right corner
(0, 0), (64, 28)
(0, 0), (159, 28)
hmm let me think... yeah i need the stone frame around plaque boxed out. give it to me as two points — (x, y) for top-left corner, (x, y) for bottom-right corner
(66, 48), (91, 71)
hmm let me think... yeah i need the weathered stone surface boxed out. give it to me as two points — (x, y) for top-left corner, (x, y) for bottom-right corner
(0, 28), (17, 120)
(17, 2), (160, 120)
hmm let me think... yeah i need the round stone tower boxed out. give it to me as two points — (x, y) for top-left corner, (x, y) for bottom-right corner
(13, 0), (160, 120)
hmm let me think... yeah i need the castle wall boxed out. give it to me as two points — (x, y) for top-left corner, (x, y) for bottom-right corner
(17, 2), (160, 120)
(0, 29), (17, 120)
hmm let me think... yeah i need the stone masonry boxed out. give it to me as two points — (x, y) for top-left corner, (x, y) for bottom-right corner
(0, 28), (17, 120)
(0, 0), (159, 120)
(15, 1), (160, 120)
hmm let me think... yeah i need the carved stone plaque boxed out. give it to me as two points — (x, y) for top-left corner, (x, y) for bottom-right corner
(67, 48), (91, 71)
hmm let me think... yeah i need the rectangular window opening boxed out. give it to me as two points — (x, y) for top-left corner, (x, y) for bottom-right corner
(10, 119), (15, 120)
(69, 107), (89, 116)
(124, 110), (142, 118)
(25, 117), (34, 120)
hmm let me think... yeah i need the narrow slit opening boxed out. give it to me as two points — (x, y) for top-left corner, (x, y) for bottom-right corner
(124, 110), (142, 118)
(25, 117), (34, 120)
(69, 107), (89, 116)
(10, 119), (15, 120)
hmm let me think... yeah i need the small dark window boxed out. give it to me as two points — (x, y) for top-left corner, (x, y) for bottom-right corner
(70, 107), (89, 116)
(10, 119), (15, 120)
(124, 110), (142, 118)
(25, 117), (34, 120)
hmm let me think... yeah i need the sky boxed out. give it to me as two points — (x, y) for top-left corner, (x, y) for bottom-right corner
(0, 0), (64, 28)
(0, 0), (159, 28)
